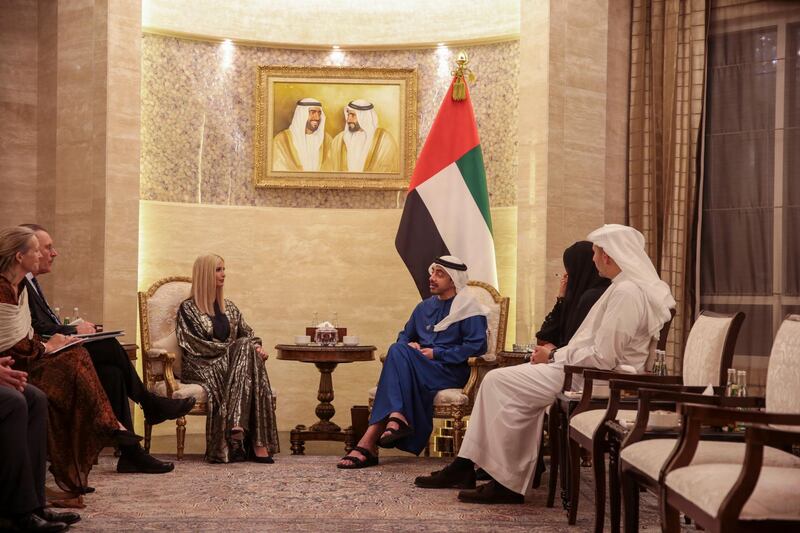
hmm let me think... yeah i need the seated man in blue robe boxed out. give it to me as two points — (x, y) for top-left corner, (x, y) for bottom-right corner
(338, 256), (489, 469)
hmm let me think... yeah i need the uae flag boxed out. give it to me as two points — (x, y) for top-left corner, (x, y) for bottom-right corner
(395, 78), (498, 297)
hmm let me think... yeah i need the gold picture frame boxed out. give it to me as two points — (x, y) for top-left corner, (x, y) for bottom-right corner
(254, 66), (418, 190)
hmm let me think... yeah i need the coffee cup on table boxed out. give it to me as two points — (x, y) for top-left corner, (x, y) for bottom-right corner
(295, 335), (311, 345)
(342, 335), (359, 346)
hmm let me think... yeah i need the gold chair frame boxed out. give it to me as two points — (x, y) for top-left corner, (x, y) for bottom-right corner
(138, 276), (207, 460)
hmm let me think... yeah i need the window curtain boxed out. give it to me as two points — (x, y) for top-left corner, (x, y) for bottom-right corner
(628, 0), (709, 372)
(699, 0), (800, 394)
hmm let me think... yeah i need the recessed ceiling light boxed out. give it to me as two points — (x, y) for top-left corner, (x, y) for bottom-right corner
(332, 45), (341, 50)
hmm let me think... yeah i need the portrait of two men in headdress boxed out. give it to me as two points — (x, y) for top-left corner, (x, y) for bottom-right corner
(272, 98), (400, 174)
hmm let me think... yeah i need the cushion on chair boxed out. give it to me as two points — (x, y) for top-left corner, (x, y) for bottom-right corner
(682, 313), (735, 386)
(570, 408), (639, 438)
(433, 388), (469, 406)
(368, 386), (469, 406)
(152, 380), (208, 402)
(665, 463), (800, 520)
(621, 438), (800, 481)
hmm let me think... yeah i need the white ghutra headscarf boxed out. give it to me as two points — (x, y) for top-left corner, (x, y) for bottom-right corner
(429, 255), (489, 332)
(588, 224), (676, 338)
(288, 98), (326, 171)
(342, 99), (378, 171)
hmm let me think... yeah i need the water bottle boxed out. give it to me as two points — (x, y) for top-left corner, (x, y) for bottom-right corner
(737, 370), (747, 398)
(725, 368), (736, 397)
(54, 307), (61, 321)
(73, 307), (80, 322)
(735, 370), (748, 431)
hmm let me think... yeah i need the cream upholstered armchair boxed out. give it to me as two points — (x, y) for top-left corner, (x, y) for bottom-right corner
(659, 315), (800, 533)
(138, 276), (208, 460)
(369, 280), (509, 453)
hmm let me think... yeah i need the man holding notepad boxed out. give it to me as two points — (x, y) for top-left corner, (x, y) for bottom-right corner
(20, 224), (195, 474)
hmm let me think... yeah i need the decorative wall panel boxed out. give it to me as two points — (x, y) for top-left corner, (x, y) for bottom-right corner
(141, 35), (519, 208)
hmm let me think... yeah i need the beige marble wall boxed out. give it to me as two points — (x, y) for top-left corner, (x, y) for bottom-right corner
(515, 0), (629, 341)
(23, 0), (142, 340)
(141, 36), (519, 209)
(0, 0), (38, 229)
(139, 200), (517, 435)
(102, 0), (141, 337)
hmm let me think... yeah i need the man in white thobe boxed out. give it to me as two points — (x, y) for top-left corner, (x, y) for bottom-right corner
(329, 100), (399, 173)
(272, 98), (332, 171)
(415, 224), (675, 504)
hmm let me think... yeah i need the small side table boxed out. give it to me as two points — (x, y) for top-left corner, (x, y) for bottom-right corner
(275, 344), (376, 455)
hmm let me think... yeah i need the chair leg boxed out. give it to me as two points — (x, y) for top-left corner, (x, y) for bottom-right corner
(546, 407), (560, 507)
(452, 412), (464, 454)
(591, 437), (606, 533)
(608, 439), (621, 533)
(176, 416), (186, 460)
(661, 502), (680, 533)
(620, 470), (639, 533)
(532, 416), (547, 489)
(144, 422), (152, 453)
(568, 436), (581, 525)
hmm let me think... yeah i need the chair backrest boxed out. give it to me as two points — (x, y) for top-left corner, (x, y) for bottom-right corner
(681, 310), (744, 386)
(644, 308), (676, 372)
(765, 315), (800, 427)
(138, 276), (192, 379)
(462, 280), (510, 361)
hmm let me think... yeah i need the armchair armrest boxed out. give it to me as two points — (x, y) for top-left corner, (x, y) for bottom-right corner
(679, 402), (797, 427)
(588, 371), (682, 385)
(712, 423), (800, 524)
(619, 387), (725, 447)
(572, 368), (660, 417)
(144, 349), (179, 399)
(745, 423), (800, 449)
(462, 356), (498, 402)
(666, 402), (799, 477)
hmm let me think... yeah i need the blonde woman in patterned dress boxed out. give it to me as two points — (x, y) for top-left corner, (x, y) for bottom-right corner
(176, 254), (279, 463)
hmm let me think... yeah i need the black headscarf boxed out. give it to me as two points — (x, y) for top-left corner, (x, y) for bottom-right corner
(536, 241), (611, 346)
(559, 241), (610, 343)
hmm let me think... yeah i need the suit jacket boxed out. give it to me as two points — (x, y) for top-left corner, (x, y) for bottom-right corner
(23, 277), (77, 336)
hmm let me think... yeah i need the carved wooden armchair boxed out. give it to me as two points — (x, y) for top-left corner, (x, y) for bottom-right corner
(659, 315), (800, 533)
(369, 280), (509, 453)
(138, 276), (208, 460)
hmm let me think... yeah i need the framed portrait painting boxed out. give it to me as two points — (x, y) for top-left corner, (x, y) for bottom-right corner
(253, 66), (418, 189)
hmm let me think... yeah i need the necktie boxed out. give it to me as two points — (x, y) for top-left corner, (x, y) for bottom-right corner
(31, 277), (61, 324)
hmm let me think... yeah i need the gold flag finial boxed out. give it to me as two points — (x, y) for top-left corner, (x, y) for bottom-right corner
(451, 51), (476, 101)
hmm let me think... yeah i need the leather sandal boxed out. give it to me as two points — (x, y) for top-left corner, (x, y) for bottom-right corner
(337, 446), (379, 469)
(378, 416), (414, 448)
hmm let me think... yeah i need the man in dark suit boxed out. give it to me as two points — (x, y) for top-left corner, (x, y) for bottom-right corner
(1, 357), (79, 532)
(21, 224), (196, 475)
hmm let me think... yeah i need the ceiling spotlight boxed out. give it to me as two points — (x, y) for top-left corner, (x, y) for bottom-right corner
(332, 45), (341, 50)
